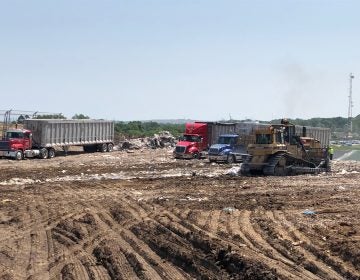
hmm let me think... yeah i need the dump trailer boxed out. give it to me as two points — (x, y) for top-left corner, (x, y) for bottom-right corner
(241, 120), (330, 176)
(0, 119), (114, 160)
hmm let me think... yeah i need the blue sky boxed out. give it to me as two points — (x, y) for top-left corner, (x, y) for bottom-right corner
(0, 0), (359, 121)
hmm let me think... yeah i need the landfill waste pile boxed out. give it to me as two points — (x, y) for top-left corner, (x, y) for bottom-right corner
(120, 131), (176, 150)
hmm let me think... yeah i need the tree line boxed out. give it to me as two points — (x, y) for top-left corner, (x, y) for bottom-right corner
(18, 113), (360, 139)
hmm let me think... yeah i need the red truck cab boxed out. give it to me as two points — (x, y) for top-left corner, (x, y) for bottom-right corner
(173, 122), (209, 159)
(0, 129), (33, 160)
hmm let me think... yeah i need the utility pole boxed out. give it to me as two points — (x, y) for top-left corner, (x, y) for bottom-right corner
(348, 73), (355, 137)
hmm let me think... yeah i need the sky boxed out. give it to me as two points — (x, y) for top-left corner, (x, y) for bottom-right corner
(0, 0), (359, 121)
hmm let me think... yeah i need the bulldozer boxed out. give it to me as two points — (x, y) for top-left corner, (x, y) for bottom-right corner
(240, 120), (330, 176)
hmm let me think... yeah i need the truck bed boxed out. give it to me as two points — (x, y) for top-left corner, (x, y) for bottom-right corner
(23, 119), (114, 148)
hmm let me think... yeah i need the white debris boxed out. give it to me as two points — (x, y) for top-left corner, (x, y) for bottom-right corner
(120, 131), (176, 150)
(223, 207), (236, 214)
(225, 166), (241, 176)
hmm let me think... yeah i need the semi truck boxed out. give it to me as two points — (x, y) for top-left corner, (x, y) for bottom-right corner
(173, 122), (239, 159)
(0, 119), (114, 160)
(208, 134), (248, 163)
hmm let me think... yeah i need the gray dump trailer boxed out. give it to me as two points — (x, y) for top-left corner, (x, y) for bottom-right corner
(0, 119), (114, 160)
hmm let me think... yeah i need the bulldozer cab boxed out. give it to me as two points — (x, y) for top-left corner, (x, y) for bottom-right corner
(255, 125), (290, 145)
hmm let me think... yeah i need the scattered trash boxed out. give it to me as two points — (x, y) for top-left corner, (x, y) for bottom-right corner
(179, 196), (207, 202)
(2, 199), (12, 203)
(120, 131), (176, 150)
(225, 167), (241, 176)
(223, 207), (236, 214)
(303, 209), (316, 216)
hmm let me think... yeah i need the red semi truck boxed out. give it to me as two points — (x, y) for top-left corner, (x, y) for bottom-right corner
(173, 122), (209, 159)
(0, 119), (114, 160)
(173, 122), (240, 159)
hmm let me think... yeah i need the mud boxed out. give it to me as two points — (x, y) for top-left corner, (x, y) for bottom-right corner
(0, 148), (360, 279)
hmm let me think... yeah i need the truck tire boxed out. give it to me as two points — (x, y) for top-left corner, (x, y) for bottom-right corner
(15, 150), (23, 160)
(99, 143), (107, 153)
(39, 148), (48, 159)
(193, 152), (200, 159)
(48, 148), (56, 159)
(227, 154), (235, 164)
(107, 143), (114, 152)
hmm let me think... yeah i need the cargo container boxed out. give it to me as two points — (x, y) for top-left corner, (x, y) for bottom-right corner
(0, 119), (114, 160)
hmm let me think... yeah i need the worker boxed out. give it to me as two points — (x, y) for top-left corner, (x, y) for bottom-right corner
(328, 146), (334, 160)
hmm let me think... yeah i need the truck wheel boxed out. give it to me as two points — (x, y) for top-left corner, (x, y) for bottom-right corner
(15, 150), (23, 160)
(227, 155), (235, 164)
(107, 143), (114, 152)
(39, 148), (48, 159)
(48, 148), (56, 159)
(193, 152), (200, 159)
(100, 143), (107, 153)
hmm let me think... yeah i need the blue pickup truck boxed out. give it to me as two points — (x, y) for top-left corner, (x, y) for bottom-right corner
(208, 134), (247, 163)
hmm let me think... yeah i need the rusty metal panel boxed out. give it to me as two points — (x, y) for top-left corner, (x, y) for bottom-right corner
(23, 119), (114, 148)
(234, 122), (268, 135)
(208, 123), (237, 146)
(295, 125), (330, 147)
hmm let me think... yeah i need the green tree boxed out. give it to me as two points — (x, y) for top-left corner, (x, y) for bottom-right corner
(72, 114), (90, 119)
(114, 121), (184, 138)
(34, 114), (66, 119)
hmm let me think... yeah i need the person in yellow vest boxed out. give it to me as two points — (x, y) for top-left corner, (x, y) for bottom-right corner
(328, 146), (334, 160)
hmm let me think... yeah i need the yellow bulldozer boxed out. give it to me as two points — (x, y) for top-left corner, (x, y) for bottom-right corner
(240, 120), (330, 176)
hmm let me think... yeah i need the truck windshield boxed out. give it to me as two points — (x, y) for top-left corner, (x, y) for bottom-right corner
(182, 135), (201, 142)
(218, 136), (236, 145)
(6, 132), (24, 139)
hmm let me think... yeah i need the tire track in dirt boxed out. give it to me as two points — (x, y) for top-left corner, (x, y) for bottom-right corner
(255, 210), (342, 279)
(249, 210), (326, 280)
(278, 211), (360, 279)
(173, 206), (319, 279)
(46, 188), (185, 280)
(105, 197), (192, 279)
(138, 204), (281, 279)
(203, 210), (221, 233)
(47, 212), (113, 280)
(120, 196), (270, 279)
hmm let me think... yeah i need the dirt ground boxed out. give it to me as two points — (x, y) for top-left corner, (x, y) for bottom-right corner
(1, 148), (360, 280)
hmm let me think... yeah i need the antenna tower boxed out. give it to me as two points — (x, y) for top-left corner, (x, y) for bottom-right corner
(348, 73), (355, 136)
